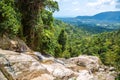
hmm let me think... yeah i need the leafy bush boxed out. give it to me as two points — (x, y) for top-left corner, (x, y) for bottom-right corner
(0, 0), (21, 35)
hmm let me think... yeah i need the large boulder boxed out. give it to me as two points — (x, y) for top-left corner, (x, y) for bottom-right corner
(0, 49), (48, 80)
(0, 49), (75, 80)
(67, 55), (101, 72)
(0, 36), (31, 52)
(0, 49), (117, 80)
(42, 63), (76, 79)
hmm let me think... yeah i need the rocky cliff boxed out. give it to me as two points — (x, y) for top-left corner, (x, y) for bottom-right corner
(0, 37), (117, 80)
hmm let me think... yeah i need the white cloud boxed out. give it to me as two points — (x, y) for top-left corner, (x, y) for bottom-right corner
(74, 8), (80, 11)
(72, 1), (79, 5)
(54, 0), (119, 17)
(87, 0), (116, 7)
(53, 0), (61, 2)
(54, 0), (71, 2)
(116, 0), (120, 8)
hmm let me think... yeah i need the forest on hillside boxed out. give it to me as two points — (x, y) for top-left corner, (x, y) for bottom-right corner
(54, 20), (120, 72)
(0, 0), (120, 79)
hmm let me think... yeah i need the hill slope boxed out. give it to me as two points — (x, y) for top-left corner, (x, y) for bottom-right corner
(57, 11), (120, 33)
(76, 11), (120, 21)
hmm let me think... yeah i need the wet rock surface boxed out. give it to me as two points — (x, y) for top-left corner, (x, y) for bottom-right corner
(0, 49), (117, 80)
(0, 71), (7, 80)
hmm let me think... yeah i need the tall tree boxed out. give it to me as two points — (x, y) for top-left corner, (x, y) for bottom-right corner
(58, 29), (67, 52)
(16, 0), (59, 49)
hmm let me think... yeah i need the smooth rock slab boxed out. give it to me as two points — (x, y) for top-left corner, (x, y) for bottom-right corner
(42, 63), (75, 79)
(68, 55), (101, 72)
(31, 74), (54, 80)
(77, 70), (94, 80)
(0, 71), (7, 80)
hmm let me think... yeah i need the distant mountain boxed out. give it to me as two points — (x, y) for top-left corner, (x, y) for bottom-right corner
(76, 11), (120, 21)
(57, 11), (120, 33)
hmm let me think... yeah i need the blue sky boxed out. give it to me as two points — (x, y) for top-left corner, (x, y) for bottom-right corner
(53, 0), (120, 17)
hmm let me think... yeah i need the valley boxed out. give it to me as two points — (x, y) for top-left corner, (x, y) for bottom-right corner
(57, 11), (120, 34)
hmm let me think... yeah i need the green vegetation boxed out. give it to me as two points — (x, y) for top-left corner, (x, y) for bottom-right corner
(58, 29), (67, 52)
(0, 0), (21, 35)
(0, 0), (59, 54)
(58, 12), (120, 34)
(54, 20), (120, 74)
(78, 31), (120, 72)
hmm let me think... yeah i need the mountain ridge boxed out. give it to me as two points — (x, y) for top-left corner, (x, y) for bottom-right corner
(57, 11), (120, 33)
(76, 11), (120, 21)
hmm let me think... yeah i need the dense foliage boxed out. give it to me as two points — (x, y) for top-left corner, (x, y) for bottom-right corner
(0, 0), (21, 35)
(54, 20), (120, 74)
(0, 0), (59, 54)
(72, 31), (120, 71)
